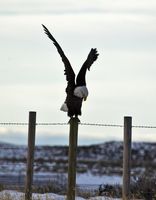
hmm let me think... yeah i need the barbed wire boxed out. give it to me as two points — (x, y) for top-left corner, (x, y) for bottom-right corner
(132, 125), (156, 129)
(81, 123), (156, 129)
(0, 122), (68, 126)
(37, 122), (68, 126)
(0, 122), (155, 128)
(80, 122), (123, 127)
(0, 123), (28, 126)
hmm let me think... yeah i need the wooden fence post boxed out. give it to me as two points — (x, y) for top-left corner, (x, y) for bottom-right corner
(25, 111), (36, 200)
(67, 117), (80, 200)
(122, 116), (132, 200)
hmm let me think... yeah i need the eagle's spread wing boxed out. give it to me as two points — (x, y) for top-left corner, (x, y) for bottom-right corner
(42, 24), (75, 90)
(76, 48), (99, 86)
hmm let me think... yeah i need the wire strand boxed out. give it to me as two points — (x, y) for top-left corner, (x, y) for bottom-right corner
(0, 122), (155, 128)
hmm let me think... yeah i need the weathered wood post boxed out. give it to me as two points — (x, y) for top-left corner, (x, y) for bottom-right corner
(67, 117), (80, 200)
(25, 111), (36, 200)
(122, 116), (132, 200)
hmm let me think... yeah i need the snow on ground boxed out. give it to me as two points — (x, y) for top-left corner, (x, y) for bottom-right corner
(0, 190), (121, 200)
(76, 173), (122, 185)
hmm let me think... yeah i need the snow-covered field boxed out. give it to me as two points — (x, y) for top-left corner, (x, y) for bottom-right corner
(0, 190), (121, 200)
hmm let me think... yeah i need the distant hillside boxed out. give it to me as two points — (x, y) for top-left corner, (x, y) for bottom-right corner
(0, 141), (155, 176)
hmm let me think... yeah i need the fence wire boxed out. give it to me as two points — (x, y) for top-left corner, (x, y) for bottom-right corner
(0, 122), (155, 129)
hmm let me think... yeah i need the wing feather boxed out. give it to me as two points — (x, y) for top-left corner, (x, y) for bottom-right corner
(76, 48), (99, 86)
(42, 24), (75, 89)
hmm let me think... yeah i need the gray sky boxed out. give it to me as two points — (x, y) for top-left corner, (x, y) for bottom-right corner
(0, 0), (156, 145)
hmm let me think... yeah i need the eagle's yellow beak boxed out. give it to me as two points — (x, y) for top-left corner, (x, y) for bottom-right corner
(84, 97), (87, 101)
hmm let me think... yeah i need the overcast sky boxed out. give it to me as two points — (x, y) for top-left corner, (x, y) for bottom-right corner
(0, 0), (156, 145)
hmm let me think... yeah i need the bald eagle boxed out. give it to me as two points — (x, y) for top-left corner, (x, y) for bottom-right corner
(42, 24), (99, 117)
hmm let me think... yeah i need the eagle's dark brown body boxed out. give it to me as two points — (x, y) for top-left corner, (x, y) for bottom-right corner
(42, 24), (99, 117)
(66, 94), (82, 117)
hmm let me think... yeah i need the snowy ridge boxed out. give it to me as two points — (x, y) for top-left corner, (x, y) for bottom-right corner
(0, 141), (156, 176)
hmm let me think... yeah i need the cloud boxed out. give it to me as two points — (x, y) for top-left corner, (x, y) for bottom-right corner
(0, 0), (156, 16)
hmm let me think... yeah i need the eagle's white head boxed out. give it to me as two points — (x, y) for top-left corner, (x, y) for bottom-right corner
(74, 86), (88, 101)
